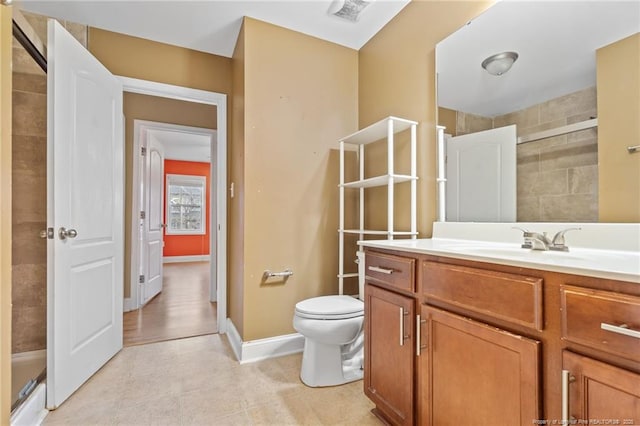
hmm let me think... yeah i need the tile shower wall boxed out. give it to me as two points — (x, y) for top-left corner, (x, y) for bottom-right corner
(11, 12), (87, 353)
(455, 86), (598, 222)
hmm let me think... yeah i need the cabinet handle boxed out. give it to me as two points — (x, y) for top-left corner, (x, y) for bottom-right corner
(416, 315), (427, 356)
(561, 369), (576, 425)
(601, 322), (640, 339)
(369, 265), (394, 275)
(399, 308), (404, 346)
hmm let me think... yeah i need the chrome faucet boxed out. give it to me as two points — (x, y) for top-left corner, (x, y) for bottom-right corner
(513, 227), (552, 250)
(549, 227), (581, 251)
(514, 227), (581, 251)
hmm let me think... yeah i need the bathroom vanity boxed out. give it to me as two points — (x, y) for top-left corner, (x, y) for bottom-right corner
(360, 225), (640, 426)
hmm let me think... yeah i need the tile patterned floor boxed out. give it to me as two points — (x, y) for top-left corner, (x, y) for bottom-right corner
(43, 334), (380, 425)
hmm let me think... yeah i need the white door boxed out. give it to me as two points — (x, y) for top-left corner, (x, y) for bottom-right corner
(142, 135), (164, 304)
(446, 125), (517, 222)
(46, 20), (123, 408)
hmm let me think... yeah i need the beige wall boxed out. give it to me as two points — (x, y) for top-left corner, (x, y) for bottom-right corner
(88, 28), (232, 95)
(359, 1), (495, 237)
(1, 4), (13, 423)
(121, 93), (217, 298)
(597, 33), (640, 222)
(11, 28), (47, 354)
(230, 23), (246, 335)
(235, 18), (358, 340)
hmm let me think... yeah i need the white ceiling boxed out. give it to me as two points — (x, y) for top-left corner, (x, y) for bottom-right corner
(18, 0), (410, 57)
(149, 128), (214, 162)
(437, 1), (640, 117)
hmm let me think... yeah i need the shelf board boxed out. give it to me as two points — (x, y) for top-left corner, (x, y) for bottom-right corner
(340, 229), (419, 236)
(341, 174), (417, 189)
(338, 273), (359, 279)
(339, 116), (417, 146)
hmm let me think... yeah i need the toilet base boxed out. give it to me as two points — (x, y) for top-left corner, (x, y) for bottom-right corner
(299, 337), (364, 387)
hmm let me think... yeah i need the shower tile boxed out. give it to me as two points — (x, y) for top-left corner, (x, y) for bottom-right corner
(21, 11), (49, 47)
(13, 73), (46, 94)
(11, 264), (46, 307)
(12, 222), (46, 265)
(517, 196), (541, 222)
(540, 193), (598, 222)
(12, 47), (46, 77)
(494, 105), (539, 130)
(11, 173), (47, 224)
(569, 165), (598, 195)
(63, 21), (88, 47)
(517, 144), (540, 174)
(539, 139), (598, 172)
(12, 135), (46, 165)
(539, 86), (596, 124)
(11, 306), (46, 353)
(518, 169), (568, 197)
(12, 90), (47, 137)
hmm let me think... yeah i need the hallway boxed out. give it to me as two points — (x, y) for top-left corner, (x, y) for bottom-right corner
(123, 262), (216, 346)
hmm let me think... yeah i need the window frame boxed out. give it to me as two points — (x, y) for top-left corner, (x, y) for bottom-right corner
(165, 174), (207, 236)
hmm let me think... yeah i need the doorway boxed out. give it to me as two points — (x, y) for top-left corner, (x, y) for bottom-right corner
(119, 77), (228, 339)
(125, 119), (218, 346)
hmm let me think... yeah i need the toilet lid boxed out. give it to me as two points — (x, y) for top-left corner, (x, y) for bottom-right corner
(295, 295), (364, 320)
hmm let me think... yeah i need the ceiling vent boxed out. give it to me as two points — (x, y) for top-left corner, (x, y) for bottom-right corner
(329, 0), (373, 22)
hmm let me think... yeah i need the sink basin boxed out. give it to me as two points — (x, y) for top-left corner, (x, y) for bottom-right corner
(434, 242), (632, 268)
(459, 246), (584, 261)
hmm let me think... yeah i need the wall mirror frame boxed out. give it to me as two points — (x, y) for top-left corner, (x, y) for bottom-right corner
(435, 0), (640, 224)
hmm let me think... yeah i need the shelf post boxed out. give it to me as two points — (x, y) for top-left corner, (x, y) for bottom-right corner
(436, 126), (446, 222)
(339, 140), (345, 295)
(359, 144), (365, 243)
(410, 123), (417, 239)
(387, 118), (394, 240)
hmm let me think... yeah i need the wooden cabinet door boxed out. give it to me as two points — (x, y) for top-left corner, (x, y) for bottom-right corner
(563, 351), (640, 425)
(364, 284), (414, 425)
(419, 306), (541, 426)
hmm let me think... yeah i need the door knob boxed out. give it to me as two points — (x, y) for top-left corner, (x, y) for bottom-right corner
(58, 227), (78, 240)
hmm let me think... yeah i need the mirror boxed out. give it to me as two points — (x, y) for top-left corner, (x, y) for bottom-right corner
(436, 1), (640, 223)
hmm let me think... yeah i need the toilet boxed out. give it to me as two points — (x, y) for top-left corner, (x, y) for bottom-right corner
(293, 295), (365, 387)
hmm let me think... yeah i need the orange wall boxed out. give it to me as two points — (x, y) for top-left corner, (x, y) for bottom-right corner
(163, 160), (211, 257)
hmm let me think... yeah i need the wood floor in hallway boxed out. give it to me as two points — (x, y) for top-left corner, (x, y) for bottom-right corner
(123, 261), (216, 346)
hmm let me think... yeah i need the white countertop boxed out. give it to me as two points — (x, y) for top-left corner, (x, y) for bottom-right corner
(358, 238), (640, 284)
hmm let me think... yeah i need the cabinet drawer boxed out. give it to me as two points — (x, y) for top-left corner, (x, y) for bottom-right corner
(365, 251), (415, 292)
(422, 261), (544, 331)
(561, 285), (640, 363)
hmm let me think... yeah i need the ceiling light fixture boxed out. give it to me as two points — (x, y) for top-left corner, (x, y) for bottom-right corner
(481, 51), (519, 76)
(328, 0), (373, 22)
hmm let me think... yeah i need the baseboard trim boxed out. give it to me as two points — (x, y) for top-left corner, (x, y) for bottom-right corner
(123, 297), (135, 312)
(163, 255), (209, 264)
(225, 318), (304, 364)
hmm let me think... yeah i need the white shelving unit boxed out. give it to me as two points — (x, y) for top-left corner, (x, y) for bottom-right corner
(338, 116), (418, 295)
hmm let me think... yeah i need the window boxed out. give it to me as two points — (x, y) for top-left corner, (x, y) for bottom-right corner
(166, 174), (206, 235)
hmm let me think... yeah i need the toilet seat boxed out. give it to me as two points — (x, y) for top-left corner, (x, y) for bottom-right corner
(295, 295), (363, 320)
